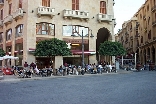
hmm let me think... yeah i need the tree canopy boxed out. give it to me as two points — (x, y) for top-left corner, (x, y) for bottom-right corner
(34, 38), (72, 57)
(99, 41), (126, 56)
(0, 48), (5, 57)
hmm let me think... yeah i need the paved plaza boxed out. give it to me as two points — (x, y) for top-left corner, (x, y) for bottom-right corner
(0, 70), (156, 104)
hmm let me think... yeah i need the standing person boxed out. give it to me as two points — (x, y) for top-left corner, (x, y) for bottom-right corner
(30, 62), (36, 70)
(34, 65), (39, 75)
(108, 63), (113, 72)
(64, 62), (68, 67)
(98, 64), (103, 74)
(59, 65), (63, 75)
(24, 62), (29, 70)
(24, 62), (28, 67)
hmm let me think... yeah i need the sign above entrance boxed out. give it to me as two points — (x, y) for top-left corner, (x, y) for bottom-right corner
(63, 38), (88, 44)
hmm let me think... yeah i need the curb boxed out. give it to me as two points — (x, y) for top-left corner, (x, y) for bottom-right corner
(0, 70), (133, 82)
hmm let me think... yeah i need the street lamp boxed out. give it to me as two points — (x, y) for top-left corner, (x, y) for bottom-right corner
(71, 29), (94, 70)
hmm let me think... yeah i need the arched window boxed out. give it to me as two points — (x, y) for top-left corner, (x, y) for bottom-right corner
(148, 17), (150, 25)
(141, 36), (143, 43)
(6, 29), (12, 41)
(15, 24), (23, 38)
(0, 32), (3, 43)
(148, 30), (151, 39)
(36, 22), (55, 35)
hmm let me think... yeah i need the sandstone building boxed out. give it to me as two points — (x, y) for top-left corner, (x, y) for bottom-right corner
(0, 0), (115, 68)
(116, 0), (156, 65)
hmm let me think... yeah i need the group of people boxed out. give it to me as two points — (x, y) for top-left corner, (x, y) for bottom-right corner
(11, 61), (117, 77)
(13, 62), (53, 78)
(56, 62), (116, 76)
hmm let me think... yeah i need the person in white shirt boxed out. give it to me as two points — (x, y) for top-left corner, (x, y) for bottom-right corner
(34, 65), (39, 74)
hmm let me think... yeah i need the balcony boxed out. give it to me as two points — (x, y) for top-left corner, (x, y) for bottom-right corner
(152, 20), (156, 26)
(136, 27), (138, 31)
(144, 28), (147, 32)
(145, 41), (149, 44)
(113, 0), (115, 6)
(37, 6), (55, 18)
(13, 8), (24, 21)
(135, 33), (140, 38)
(0, 0), (4, 8)
(143, 15), (146, 20)
(0, 20), (3, 27)
(3, 15), (13, 25)
(97, 13), (113, 23)
(63, 9), (89, 21)
(151, 5), (156, 12)
(136, 22), (140, 27)
(130, 36), (133, 40)
(153, 37), (156, 41)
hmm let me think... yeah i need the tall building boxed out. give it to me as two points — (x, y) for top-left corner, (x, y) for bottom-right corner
(0, 0), (115, 68)
(116, 0), (156, 65)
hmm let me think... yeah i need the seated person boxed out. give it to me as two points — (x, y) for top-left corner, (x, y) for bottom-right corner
(34, 66), (39, 74)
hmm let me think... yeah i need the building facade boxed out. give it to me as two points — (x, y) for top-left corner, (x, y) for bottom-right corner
(0, 0), (115, 68)
(116, 0), (156, 65)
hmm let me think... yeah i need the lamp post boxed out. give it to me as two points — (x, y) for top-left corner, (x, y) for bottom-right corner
(71, 29), (94, 71)
(81, 30), (84, 69)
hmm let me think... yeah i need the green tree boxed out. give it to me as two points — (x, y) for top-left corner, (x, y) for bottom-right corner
(99, 41), (126, 56)
(34, 38), (72, 57)
(0, 48), (5, 57)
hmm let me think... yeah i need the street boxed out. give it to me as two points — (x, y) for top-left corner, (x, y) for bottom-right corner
(0, 70), (156, 104)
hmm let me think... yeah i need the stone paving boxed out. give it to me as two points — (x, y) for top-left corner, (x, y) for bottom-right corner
(0, 70), (156, 104)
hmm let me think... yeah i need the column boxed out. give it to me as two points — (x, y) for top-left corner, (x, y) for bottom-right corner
(54, 56), (63, 75)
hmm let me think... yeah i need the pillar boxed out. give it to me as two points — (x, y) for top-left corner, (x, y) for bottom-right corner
(89, 55), (97, 64)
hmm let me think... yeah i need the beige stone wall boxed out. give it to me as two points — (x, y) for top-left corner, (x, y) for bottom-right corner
(0, 0), (115, 67)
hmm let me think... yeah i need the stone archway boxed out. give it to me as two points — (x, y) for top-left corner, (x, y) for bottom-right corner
(96, 27), (111, 62)
(140, 50), (143, 64)
(147, 47), (150, 62)
(152, 46), (155, 63)
(143, 49), (146, 64)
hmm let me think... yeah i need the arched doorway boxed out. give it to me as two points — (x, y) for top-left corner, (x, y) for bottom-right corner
(152, 46), (155, 63)
(96, 27), (111, 63)
(140, 50), (143, 64)
(143, 49), (146, 64)
(147, 47), (150, 62)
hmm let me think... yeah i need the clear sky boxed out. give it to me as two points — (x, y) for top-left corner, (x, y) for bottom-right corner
(114, 0), (145, 34)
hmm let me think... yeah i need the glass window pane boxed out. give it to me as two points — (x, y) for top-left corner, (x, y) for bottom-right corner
(63, 25), (72, 36)
(49, 24), (54, 35)
(84, 27), (88, 36)
(36, 24), (41, 34)
(42, 31), (47, 35)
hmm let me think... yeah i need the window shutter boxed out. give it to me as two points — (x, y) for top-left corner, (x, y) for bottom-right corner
(72, 0), (75, 10)
(100, 1), (106, 14)
(9, 3), (12, 15)
(1, 9), (3, 20)
(19, 0), (22, 8)
(76, 0), (79, 10)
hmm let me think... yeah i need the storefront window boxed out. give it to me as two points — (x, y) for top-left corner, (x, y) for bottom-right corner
(36, 23), (55, 35)
(63, 25), (89, 36)
(15, 24), (23, 38)
(6, 29), (12, 41)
